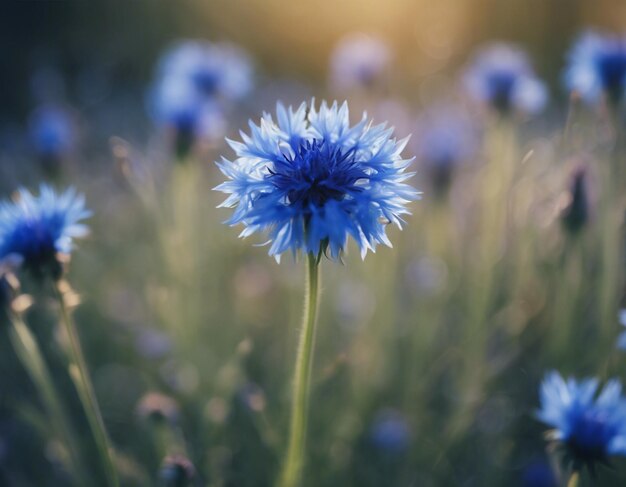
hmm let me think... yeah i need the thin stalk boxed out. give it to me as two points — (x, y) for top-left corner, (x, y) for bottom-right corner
(567, 471), (579, 487)
(278, 253), (321, 487)
(53, 281), (119, 487)
(8, 311), (88, 486)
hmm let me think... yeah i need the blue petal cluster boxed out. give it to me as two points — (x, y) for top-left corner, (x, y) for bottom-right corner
(29, 106), (74, 158)
(0, 185), (91, 276)
(215, 100), (418, 261)
(464, 43), (547, 115)
(565, 31), (626, 104)
(329, 33), (392, 91)
(537, 372), (626, 470)
(149, 40), (252, 141)
(414, 105), (477, 196)
(369, 409), (411, 454)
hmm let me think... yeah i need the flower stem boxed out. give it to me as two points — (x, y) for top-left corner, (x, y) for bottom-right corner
(8, 311), (88, 486)
(278, 253), (321, 487)
(53, 281), (119, 487)
(567, 471), (579, 487)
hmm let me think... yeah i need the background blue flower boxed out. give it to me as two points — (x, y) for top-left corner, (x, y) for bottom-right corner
(0, 185), (91, 276)
(537, 372), (626, 471)
(413, 104), (478, 197)
(215, 100), (419, 261)
(148, 40), (251, 151)
(463, 43), (547, 115)
(28, 105), (74, 158)
(329, 33), (392, 91)
(565, 31), (626, 105)
(369, 409), (411, 454)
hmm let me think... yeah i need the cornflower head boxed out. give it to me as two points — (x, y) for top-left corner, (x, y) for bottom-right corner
(215, 100), (418, 261)
(29, 105), (74, 174)
(329, 33), (392, 91)
(0, 185), (90, 279)
(150, 76), (226, 156)
(159, 455), (195, 487)
(565, 31), (626, 106)
(149, 40), (251, 156)
(537, 371), (626, 473)
(463, 43), (547, 116)
(369, 409), (411, 454)
(413, 105), (477, 198)
(156, 40), (253, 101)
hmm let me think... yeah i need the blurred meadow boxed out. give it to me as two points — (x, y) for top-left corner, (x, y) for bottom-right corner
(2, 1), (626, 486)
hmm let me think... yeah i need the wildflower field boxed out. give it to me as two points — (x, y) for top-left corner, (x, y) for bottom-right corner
(2, 1), (626, 486)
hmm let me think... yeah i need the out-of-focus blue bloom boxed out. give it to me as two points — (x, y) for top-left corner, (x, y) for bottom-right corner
(617, 310), (626, 350)
(565, 32), (626, 105)
(414, 105), (477, 197)
(522, 459), (558, 487)
(28, 106), (74, 158)
(329, 34), (392, 91)
(215, 100), (418, 261)
(537, 371), (626, 471)
(159, 455), (195, 487)
(158, 41), (253, 101)
(369, 409), (411, 454)
(151, 75), (226, 155)
(149, 40), (251, 155)
(463, 44), (547, 115)
(0, 185), (90, 277)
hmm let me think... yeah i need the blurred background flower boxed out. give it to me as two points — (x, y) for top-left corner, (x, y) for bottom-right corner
(565, 31), (626, 106)
(463, 43), (548, 115)
(329, 33), (392, 92)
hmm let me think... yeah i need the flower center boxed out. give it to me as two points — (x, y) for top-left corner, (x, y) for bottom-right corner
(568, 411), (613, 462)
(193, 68), (221, 95)
(487, 71), (516, 112)
(268, 140), (367, 210)
(6, 219), (58, 272)
(596, 50), (626, 100)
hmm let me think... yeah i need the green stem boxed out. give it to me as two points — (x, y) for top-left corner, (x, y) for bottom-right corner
(54, 281), (119, 487)
(567, 471), (579, 487)
(8, 311), (88, 486)
(278, 253), (321, 487)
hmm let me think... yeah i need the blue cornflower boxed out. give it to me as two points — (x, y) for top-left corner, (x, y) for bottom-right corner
(617, 310), (626, 350)
(369, 409), (411, 454)
(463, 43), (547, 115)
(565, 31), (626, 105)
(150, 76), (226, 155)
(29, 106), (74, 158)
(215, 100), (418, 261)
(413, 105), (477, 197)
(329, 33), (392, 91)
(158, 41), (253, 101)
(0, 185), (91, 278)
(149, 40), (251, 155)
(537, 371), (626, 472)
